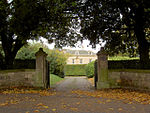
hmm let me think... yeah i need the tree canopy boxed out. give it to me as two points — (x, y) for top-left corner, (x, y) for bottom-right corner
(0, 0), (150, 69)
(79, 0), (150, 65)
(0, 0), (79, 69)
(16, 43), (68, 77)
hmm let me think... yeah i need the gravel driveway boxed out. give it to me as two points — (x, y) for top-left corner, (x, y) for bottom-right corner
(53, 76), (94, 91)
(0, 76), (150, 113)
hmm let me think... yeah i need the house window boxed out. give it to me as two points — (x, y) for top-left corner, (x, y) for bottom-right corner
(80, 59), (83, 64)
(75, 51), (79, 55)
(89, 52), (92, 55)
(89, 59), (92, 63)
(72, 59), (75, 64)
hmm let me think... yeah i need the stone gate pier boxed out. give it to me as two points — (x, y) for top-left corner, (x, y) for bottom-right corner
(96, 47), (110, 89)
(35, 48), (48, 88)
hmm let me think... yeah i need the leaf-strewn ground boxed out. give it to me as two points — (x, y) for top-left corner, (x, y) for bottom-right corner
(0, 77), (150, 113)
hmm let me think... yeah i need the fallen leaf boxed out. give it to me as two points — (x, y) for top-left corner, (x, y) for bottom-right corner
(70, 107), (78, 111)
(52, 108), (56, 111)
(0, 103), (9, 106)
(118, 108), (123, 111)
(43, 105), (49, 109)
(72, 89), (150, 104)
(106, 99), (111, 103)
(62, 105), (67, 108)
(34, 110), (39, 112)
(108, 108), (114, 110)
(128, 102), (133, 104)
(76, 102), (80, 105)
(36, 103), (44, 106)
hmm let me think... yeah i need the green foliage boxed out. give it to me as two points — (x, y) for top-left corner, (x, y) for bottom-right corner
(108, 56), (150, 69)
(108, 69), (150, 73)
(50, 74), (64, 86)
(79, 0), (150, 63)
(0, 0), (79, 69)
(108, 60), (150, 69)
(85, 61), (95, 78)
(47, 49), (68, 78)
(108, 56), (139, 61)
(64, 64), (86, 76)
(16, 43), (49, 59)
(16, 43), (68, 77)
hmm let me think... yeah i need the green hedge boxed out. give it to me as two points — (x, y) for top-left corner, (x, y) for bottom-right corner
(13, 59), (35, 69)
(85, 61), (95, 78)
(108, 60), (150, 69)
(64, 64), (86, 76)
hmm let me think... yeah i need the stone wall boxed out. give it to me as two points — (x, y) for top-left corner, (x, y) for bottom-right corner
(108, 70), (150, 90)
(0, 69), (35, 88)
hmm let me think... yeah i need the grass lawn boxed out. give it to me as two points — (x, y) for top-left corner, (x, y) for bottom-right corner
(50, 74), (64, 86)
(108, 56), (139, 60)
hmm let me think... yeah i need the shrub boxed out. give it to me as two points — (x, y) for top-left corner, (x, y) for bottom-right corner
(47, 49), (68, 78)
(16, 43), (68, 78)
(108, 60), (150, 69)
(85, 61), (95, 78)
(64, 64), (86, 76)
(13, 59), (35, 69)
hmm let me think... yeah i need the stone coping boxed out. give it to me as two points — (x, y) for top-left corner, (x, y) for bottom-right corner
(0, 69), (35, 74)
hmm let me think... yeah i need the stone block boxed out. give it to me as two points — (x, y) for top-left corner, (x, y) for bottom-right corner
(97, 81), (110, 89)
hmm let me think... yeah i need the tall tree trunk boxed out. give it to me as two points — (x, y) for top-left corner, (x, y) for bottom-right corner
(1, 34), (25, 69)
(134, 5), (149, 68)
(0, 53), (4, 69)
(4, 52), (16, 69)
(3, 42), (24, 69)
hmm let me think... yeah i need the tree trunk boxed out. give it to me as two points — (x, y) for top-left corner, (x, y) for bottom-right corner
(134, 5), (149, 68)
(0, 53), (4, 69)
(1, 35), (25, 69)
(4, 52), (16, 69)
(3, 43), (24, 69)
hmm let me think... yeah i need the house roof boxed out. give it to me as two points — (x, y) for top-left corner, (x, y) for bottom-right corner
(63, 49), (96, 55)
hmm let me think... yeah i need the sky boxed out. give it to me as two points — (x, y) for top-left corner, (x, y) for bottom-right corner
(28, 37), (103, 53)
(38, 37), (102, 53)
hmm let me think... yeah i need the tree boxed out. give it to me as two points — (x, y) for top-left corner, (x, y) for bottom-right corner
(0, 0), (79, 69)
(47, 49), (68, 78)
(16, 43), (68, 77)
(16, 43), (49, 59)
(79, 0), (150, 66)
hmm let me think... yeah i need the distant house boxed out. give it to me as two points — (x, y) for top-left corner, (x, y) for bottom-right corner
(63, 49), (97, 64)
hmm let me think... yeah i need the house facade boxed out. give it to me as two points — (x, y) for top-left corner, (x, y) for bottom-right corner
(63, 49), (97, 64)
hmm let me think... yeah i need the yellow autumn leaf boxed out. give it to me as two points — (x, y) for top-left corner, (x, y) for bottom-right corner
(36, 103), (44, 106)
(70, 107), (78, 111)
(52, 108), (56, 111)
(128, 102), (133, 104)
(34, 110), (39, 112)
(43, 105), (49, 109)
(72, 89), (150, 105)
(118, 108), (123, 111)
(76, 102), (80, 105)
(106, 99), (111, 102)
(62, 105), (67, 108)
(108, 108), (114, 110)
(0, 103), (8, 106)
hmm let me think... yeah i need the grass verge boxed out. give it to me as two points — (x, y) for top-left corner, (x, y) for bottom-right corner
(108, 56), (139, 60)
(50, 74), (64, 86)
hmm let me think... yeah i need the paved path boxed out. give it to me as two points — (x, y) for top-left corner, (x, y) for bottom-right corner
(53, 76), (94, 91)
(0, 77), (150, 113)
